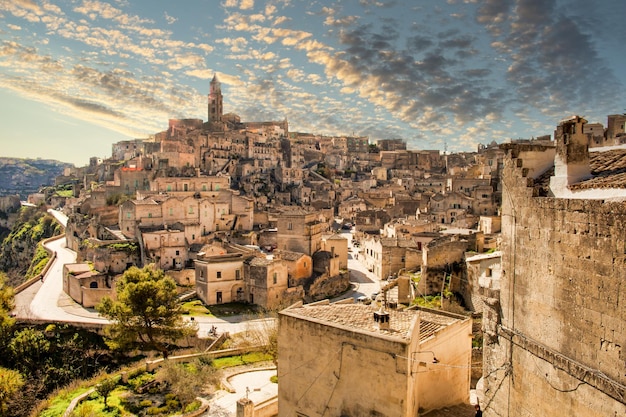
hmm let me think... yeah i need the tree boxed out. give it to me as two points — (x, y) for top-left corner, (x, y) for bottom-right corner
(95, 376), (118, 409)
(0, 273), (14, 329)
(97, 264), (197, 357)
(243, 310), (279, 368)
(0, 367), (23, 417)
(0, 273), (15, 357)
(156, 359), (217, 412)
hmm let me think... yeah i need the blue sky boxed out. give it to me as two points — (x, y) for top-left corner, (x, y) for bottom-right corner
(1, 0), (624, 166)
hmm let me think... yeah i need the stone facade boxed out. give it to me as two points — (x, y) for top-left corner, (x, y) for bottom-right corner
(195, 252), (245, 305)
(63, 263), (114, 308)
(278, 302), (472, 417)
(482, 140), (626, 416)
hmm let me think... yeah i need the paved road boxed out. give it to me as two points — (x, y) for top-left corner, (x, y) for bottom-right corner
(331, 230), (394, 303)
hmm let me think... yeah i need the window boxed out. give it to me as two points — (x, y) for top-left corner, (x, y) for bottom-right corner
(189, 205), (194, 214)
(486, 268), (492, 277)
(273, 272), (277, 284)
(183, 184), (188, 191)
(167, 184), (172, 191)
(126, 212), (131, 219)
(169, 207), (173, 216)
(217, 271), (222, 279)
(236, 270), (241, 280)
(175, 250), (179, 256)
(288, 222), (293, 230)
(148, 212), (152, 218)
(215, 184), (220, 191)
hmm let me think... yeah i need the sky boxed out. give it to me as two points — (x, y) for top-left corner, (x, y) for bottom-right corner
(1, 0), (625, 166)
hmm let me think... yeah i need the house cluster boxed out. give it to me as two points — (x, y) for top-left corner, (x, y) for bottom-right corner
(40, 71), (626, 415)
(52, 74), (508, 311)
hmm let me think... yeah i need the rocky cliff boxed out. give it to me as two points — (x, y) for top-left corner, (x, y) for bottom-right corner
(0, 157), (73, 199)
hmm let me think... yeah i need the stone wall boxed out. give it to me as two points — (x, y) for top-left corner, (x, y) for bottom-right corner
(483, 144), (626, 417)
(305, 271), (350, 302)
(420, 238), (468, 296)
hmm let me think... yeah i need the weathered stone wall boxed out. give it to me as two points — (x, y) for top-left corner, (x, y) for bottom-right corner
(278, 311), (411, 417)
(483, 145), (626, 417)
(305, 271), (350, 302)
(420, 238), (468, 296)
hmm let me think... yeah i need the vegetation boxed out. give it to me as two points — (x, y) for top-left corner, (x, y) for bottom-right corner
(0, 367), (23, 417)
(181, 300), (213, 317)
(0, 157), (72, 200)
(95, 376), (119, 409)
(0, 206), (61, 285)
(97, 265), (198, 357)
(106, 193), (131, 206)
(25, 243), (50, 280)
(106, 242), (138, 253)
(155, 358), (217, 412)
(212, 351), (273, 369)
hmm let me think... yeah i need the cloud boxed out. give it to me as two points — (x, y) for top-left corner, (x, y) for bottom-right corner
(164, 12), (177, 24)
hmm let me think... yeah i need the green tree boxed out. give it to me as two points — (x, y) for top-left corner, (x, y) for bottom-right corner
(0, 273), (14, 331)
(8, 328), (51, 375)
(0, 367), (24, 417)
(97, 265), (197, 357)
(95, 376), (118, 409)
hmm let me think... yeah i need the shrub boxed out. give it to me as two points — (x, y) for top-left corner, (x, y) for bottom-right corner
(139, 399), (152, 408)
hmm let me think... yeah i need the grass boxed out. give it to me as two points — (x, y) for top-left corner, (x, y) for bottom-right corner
(38, 386), (93, 417)
(181, 300), (260, 317)
(212, 352), (273, 369)
(39, 350), (274, 416)
(181, 300), (214, 317)
(72, 387), (127, 417)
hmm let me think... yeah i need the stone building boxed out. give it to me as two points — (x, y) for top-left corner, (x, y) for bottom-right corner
(275, 209), (328, 256)
(278, 301), (472, 417)
(482, 115), (626, 416)
(119, 191), (253, 240)
(63, 263), (113, 308)
(244, 256), (303, 309)
(320, 233), (349, 270)
(361, 235), (421, 280)
(194, 248), (246, 305)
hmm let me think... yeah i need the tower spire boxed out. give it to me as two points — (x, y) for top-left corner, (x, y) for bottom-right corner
(208, 73), (223, 123)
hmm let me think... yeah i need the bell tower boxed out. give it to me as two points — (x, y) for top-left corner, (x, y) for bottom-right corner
(208, 73), (223, 123)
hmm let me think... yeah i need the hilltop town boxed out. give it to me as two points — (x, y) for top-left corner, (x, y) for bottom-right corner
(8, 75), (626, 417)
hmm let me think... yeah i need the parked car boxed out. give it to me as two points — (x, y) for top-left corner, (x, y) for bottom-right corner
(357, 295), (371, 304)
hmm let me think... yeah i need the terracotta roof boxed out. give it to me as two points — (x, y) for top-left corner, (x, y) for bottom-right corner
(570, 148), (626, 190)
(282, 303), (460, 341)
(279, 250), (306, 261)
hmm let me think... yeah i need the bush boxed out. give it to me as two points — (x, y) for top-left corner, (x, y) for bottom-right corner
(147, 406), (168, 415)
(139, 399), (152, 408)
(185, 400), (201, 413)
(127, 373), (154, 393)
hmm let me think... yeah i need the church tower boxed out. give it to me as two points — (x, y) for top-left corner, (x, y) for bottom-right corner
(208, 73), (223, 123)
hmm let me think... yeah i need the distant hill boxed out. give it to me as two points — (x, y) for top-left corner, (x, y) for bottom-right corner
(0, 157), (74, 199)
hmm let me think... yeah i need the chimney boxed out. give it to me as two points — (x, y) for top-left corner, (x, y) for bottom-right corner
(374, 303), (390, 331)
